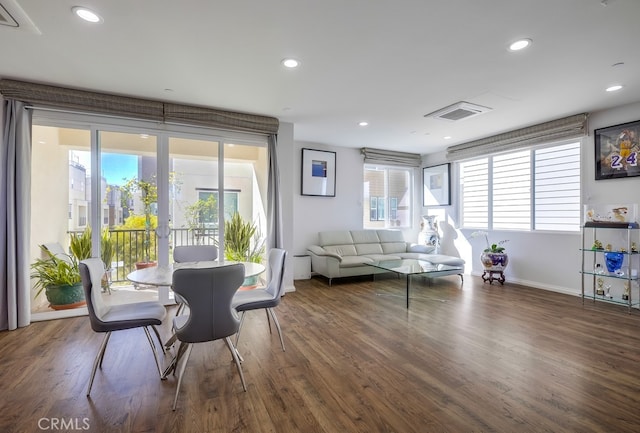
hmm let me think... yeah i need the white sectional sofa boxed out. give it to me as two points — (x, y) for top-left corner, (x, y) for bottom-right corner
(307, 229), (465, 285)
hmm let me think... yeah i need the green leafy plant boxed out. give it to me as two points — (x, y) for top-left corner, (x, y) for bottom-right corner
(70, 226), (116, 270)
(31, 246), (81, 298)
(222, 213), (265, 263)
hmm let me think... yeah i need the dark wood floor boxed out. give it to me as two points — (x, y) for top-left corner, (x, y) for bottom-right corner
(2, 274), (640, 433)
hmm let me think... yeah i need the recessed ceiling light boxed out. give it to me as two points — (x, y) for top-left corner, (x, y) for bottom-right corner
(606, 85), (623, 92)
(282, 58), (300, 68)
(508, 38), (532, 51)
(72, 6), (102, 23)
(358, 121), (369, 127)
(443, 136), (452, 140)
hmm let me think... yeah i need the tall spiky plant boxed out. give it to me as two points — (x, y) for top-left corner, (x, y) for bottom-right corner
(223, 213), (265, 263)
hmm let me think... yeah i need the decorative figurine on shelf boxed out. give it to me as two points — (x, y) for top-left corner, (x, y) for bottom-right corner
(622, 282), (630, 301)
(596, 278), (605, 296)
(605, 283), (613, 299)
(592, 240), (603, 250)
(632, 242), (638, 253)
(595, 263), (604, 274)
(605, 243), (613, 252)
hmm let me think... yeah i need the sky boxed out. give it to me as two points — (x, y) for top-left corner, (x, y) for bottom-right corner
(73, 151), (138, 185)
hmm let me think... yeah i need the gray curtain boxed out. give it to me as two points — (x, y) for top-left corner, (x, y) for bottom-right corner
(267, 134), (283, 250)
(0, 99), (32, 330)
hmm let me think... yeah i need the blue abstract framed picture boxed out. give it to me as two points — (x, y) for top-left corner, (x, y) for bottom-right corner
(423, 163), (451, 206)
(301, 148), (336, 196)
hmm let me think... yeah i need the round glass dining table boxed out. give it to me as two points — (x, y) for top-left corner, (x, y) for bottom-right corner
(126, 260), (266, 287)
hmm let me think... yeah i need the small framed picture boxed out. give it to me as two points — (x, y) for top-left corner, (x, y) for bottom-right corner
(595, 119), (640, 180)
(301, 148), (336, 196)
(423, 163), (451, 206)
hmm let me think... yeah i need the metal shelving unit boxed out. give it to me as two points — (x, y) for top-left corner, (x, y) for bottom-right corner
(580, 221), (640, 312)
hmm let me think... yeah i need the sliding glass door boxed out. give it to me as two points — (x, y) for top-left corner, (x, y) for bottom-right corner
(30, 115), (268, 319)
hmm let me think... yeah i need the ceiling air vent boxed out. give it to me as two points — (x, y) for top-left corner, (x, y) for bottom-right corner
(424, 101), (492, 122)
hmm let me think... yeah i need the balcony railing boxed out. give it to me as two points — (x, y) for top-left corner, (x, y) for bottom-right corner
(69, 227), (218, 283)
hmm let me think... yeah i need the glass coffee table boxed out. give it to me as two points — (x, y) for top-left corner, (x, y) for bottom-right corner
(367, 259), (463, 308)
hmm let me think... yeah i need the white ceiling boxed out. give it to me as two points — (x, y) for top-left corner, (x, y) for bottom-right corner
(1, 0), (639, 155)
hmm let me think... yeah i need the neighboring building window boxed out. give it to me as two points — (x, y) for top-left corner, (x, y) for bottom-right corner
(196, 189), (239, 227)
(459, 141), (581, 231)
(363, 165), (412, 228)
(369, 196), (386, 221)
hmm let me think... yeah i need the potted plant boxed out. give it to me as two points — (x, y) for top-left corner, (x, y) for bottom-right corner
(222, 213), (265, 286)
(121, 177), (158, 269)
(31, 246), (85, 310)
(471, 231), (509, 271)
(70, 226), (115, 291)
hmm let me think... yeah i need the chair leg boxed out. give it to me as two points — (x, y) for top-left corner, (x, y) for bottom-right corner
(98, 332), (112, 369)
(265, 309), (273, 334)
(172, 343), (193, 411)
(87, 331), (111, 397)
(234, 311), (246, 347)
(150, 325), (165, 354)
(267, 308), (285, 352)
(225, 337), (247, 392)
(143, 326), (164, 378)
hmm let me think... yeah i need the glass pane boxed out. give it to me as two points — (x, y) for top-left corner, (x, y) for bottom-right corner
(222, 142), (268, 264)
(169, 137), (219, 250)
(99, 130), (158, 286)
(31, 125), (91, 314)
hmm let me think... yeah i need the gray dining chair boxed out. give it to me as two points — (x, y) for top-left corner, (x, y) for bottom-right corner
(79, 258), (166, 397)
(172, 245), (218, 316)
(232, 248), (287, 352)
(169, 263), (247, 410)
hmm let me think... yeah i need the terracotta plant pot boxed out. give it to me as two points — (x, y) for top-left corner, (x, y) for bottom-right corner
(135, 261), (157, 270)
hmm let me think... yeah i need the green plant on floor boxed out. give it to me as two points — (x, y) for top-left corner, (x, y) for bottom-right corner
(31, 246), (85, 309)
(222, 213), (265, 263)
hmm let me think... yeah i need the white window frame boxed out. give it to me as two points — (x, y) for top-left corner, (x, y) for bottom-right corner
(459, 140), (582, 232)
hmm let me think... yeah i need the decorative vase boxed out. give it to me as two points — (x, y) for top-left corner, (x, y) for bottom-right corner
(418, 215), (440, 252)
(45, 283), (86, 310)
(480, 251), (509, 271)
(604, 252), (624, 273)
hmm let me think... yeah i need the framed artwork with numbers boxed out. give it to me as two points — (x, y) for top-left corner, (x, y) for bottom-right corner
(595, 120), (640, 180)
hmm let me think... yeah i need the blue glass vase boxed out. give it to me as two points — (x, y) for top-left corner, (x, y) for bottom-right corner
(604, 252), (624, 273)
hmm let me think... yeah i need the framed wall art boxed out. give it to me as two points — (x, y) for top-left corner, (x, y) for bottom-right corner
(423, 163), (450, 206)
(301, 148), (336, 196)
(595, 119), (640, 180)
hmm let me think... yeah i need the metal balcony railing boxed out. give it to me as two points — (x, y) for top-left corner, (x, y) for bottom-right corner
(69, 227), (218, 283)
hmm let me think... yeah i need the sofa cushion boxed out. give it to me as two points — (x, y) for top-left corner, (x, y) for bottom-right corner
(362, 254), (403, 262)
(350, 230), (381, 244)
(319, 231), (354, 246)
(339, 255), (375, 268)
(356, 243), (383, 255)
(376, 230), (405, 243)
(324, 244), (358, 257)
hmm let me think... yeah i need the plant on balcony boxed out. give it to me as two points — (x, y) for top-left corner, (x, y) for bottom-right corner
(69, 227), (115, 291)
(223, 212), (265, 263)
(31, 246), (85, 310)
(121, 177), (158, 267)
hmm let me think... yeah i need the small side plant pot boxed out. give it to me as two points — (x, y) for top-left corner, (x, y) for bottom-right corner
(45, 283), (86, 310)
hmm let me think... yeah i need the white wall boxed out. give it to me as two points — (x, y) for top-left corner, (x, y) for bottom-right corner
(419, 101), (640, 295)
(284, 102), (640, 294)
